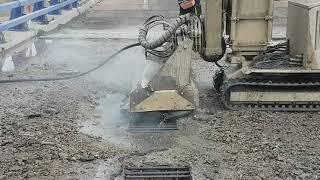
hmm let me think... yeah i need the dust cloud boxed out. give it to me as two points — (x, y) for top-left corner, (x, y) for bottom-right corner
(34, 37), (158, 142)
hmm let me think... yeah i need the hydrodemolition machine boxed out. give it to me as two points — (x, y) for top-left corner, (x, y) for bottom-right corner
(1, 0), (320, 131)
(122, 0), (320, 130)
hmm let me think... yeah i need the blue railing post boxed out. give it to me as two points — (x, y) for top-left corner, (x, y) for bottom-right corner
(9, 0), (28, 31)
(0, 0), (79, 32)
(32, 0), (47, 23)
(72, 0), (78, 8)
(49, 0), (62, 15)
(63, 0), (72, 10)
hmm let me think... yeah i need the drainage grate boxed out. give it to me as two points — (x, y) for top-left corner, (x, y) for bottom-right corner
(124, 166), (192, 180)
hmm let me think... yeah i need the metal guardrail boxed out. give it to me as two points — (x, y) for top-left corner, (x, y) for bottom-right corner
(0, 0), (43, 12)
(0, 0), (79, 32)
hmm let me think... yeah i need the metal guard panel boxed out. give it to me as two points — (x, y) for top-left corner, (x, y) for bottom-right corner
(130, 90), (195, 112)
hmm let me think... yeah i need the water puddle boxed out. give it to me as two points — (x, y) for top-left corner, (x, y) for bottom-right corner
(78, 157), (122, 180)
(80, 93), (133, 147)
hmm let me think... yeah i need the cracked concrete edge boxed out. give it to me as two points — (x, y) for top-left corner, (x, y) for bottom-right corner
(0, 0), (101, 59)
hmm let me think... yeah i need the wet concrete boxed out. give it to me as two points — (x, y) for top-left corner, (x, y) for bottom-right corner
(77, 157), (122, 180)
(1, 1), (302, 179)
(80, 93), (130, 147)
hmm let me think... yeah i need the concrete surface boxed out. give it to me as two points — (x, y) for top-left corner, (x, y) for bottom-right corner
(1, 0), (320, 180)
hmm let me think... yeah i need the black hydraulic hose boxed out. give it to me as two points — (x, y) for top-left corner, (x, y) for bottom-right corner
(0, 43), (141, 84)
(138, 14), (191, 50)
(215, 61), (223, 68)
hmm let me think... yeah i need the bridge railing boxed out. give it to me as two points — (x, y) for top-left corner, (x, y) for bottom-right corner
(0, 0), (79, 32)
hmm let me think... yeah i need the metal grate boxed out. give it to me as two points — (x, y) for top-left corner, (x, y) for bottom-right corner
(126, 112), (185, 133)
(128, 120), (178, 133)
(124, 166), (192, 180)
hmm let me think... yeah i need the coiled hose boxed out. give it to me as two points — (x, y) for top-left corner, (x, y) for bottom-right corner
(138, 14), (192, 50)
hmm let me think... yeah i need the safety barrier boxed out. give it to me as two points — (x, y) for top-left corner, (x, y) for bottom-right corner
(0, 0), (79, 32)
(0, 0), (93, 73)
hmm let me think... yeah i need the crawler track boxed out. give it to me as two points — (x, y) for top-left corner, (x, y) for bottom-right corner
(221, 79), (320, 111)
